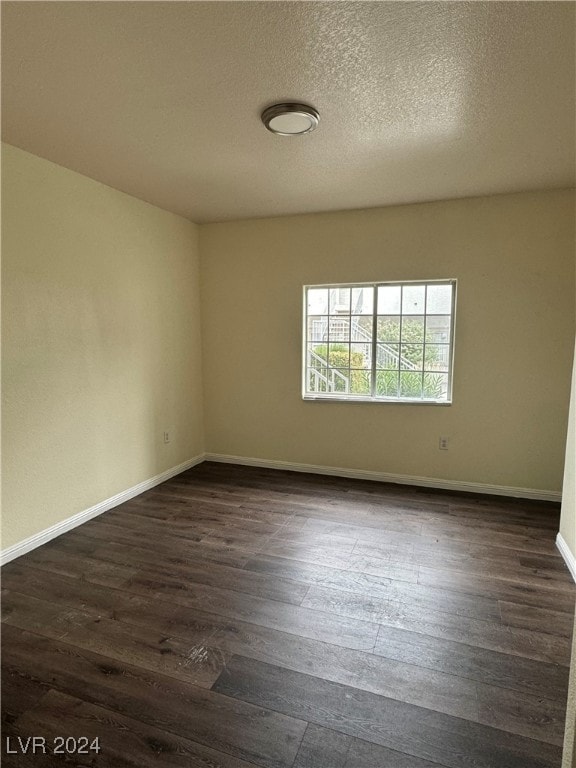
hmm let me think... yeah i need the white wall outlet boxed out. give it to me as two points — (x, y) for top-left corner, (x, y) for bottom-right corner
(439, 436), (449, 450)
(163, 431), (171, 444)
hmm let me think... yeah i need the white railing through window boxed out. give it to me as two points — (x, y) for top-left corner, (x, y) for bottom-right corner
(310, 316), (419, 372)
(307, 348), (350, 392)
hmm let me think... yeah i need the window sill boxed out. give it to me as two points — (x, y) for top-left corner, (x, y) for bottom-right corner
(302, 395), (452, 406)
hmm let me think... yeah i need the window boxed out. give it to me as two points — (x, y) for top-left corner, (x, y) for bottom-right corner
(303, 280), (456, 403)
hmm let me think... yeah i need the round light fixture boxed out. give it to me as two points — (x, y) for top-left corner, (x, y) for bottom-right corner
(261, 103), (319, 136)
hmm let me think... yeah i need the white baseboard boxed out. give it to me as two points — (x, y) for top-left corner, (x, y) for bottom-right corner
(0, 454), (206, 566)
(204, 453), (562, 503)
(556, 533), (576, 583)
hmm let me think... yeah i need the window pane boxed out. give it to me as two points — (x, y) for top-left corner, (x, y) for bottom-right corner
(426, 315), (451, 343)
(402, 285), (426, 314)
(329, 287), (350, 314)
(351, 315), (373, 341)
(377, 316), (400, 342)
(309, 346), (331, 392)
(332, 371), (350, 393)
(329, 317), (351, 342)
(350, 370), (371, 395)
(308, 367), (328, 392)
(351, 343), (371, 369)
(424, 344), (449, 372)
(376, 370), (399, 397)
(377, 285), (401, 314)
(423, 372), (448, 399)
(308, 288), (328, 315)
(351, 286), (374, 315)
(307, 345), (328, 392)
(308, 375), (325, 392)
(307, 316), (328, 342)
(400, 372), (423, 398)
(309, 346), (351, 394)
(427, 284), (452, 314)
(376, 343), (400, 370)
(400, 344), (423, 370)
(328, 343), (350, 370)
(309, 343), (328, 362)
(401, 316), (424, 343)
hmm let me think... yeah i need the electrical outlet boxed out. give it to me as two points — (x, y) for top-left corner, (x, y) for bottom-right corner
(439, 436), (449, 450)
(163, 431), (171, 444)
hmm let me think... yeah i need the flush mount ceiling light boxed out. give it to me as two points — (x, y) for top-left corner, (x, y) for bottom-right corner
(261, 103), (320, 136)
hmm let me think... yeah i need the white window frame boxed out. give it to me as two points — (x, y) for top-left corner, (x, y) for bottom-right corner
(302, 280), (457, 404)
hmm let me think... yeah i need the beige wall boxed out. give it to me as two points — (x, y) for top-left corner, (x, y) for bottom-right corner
(1, 144), (204, 550)
(200, 190), (575, 494)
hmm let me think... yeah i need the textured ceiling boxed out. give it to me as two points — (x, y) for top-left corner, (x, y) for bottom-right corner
(2, 1), (575, 223)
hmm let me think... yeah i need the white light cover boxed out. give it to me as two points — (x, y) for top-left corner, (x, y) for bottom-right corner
(262, 103), (319, 136)
(268, 112), (315, 135)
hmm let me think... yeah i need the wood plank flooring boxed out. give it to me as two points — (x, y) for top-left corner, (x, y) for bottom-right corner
(1, 462), (574, 768)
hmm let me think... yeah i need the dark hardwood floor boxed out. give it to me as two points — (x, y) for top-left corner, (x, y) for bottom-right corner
(2, 462), (574, 768)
